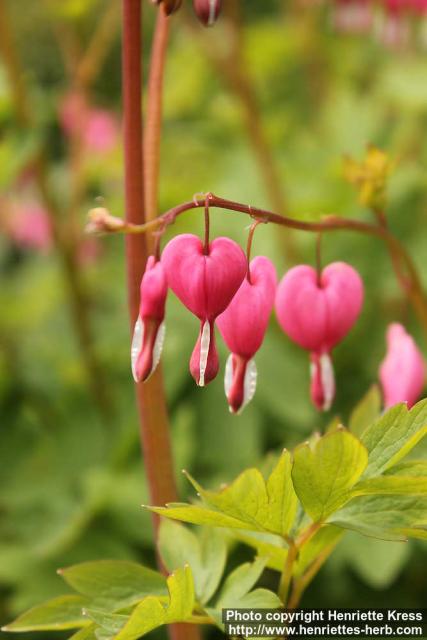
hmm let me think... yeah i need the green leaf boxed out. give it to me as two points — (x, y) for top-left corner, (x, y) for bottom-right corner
(59, 560), (167, 611)
(328, 494), (427, 540)
(159, 520), (227, 604)
(349, 385), (382, 437)
(207, 558), (281, 632)
(385, 460), (427, 477)
(353, 476), (427, 497)
(152, 453), (297, 538)
(3, 595), (89, 632)
(292, 429), (368, 521)
(339, 533), (409, 588)
(265, 450), (299, 536)
(68, 625), (98, 640)
(216, 557), (268, 607)
(112, 566), (195, 640)
(150, 503), (253, 530)
(361, 400), (427, 477)
(231, 530), (287, 572)
(83, 610), (128, 635)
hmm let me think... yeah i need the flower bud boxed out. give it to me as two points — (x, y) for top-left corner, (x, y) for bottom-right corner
(161, 233), (247, 386)
(131, 256), (168, 382)
(86, 208), (125, 235)
(193, 0), (222, 26)
(379, 323), (425, 408)
(275, 262), (364, 411)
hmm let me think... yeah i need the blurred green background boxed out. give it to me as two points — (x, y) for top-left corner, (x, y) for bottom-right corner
(1, 0), (427, 638)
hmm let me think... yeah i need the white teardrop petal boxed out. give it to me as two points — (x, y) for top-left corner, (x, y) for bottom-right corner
(239, 358), (257, 414)
(131, 316), (144, 382)
(224, 353), (233, 396)
(208, 0), (216, 25)
(198, 320), (211, 387)
(150, 322), (166, 377)
(320, 353), (335, 411)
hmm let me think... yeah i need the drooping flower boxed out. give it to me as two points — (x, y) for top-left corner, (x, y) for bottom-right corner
(217, 256), (277, 413)
(275, 262), (364, 411)
(193, 0), (222, 26)
(131, 256), (168, 383)
(379, 323), (425, 408)
(161, 233), (247, 386)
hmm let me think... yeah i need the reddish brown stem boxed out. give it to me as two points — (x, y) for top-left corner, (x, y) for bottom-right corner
(123, 6), (201, 639)
(122, 0), (178, 512)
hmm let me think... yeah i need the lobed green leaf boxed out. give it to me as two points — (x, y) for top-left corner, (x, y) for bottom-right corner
(292, 429), (368, 521)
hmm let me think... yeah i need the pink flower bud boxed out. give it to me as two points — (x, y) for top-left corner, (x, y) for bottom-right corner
(86, 208), (125, 234)
(217, 256), (277, 413)
(379, 323), (425, 408)
(131, 256), (168, 383)
(193, 0), (222, 26)
(161, 233), (247, 386)
(275, 262), (364, 411)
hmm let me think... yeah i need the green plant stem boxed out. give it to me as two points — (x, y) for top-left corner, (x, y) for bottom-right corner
(114, 191), (427, 341)
(287, 544), (335, 609)
(278, 541), (298, 604)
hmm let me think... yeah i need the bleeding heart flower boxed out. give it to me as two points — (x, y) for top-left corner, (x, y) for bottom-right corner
(379, 323), (425, 408)
(131, 256), (168, 383)
(275, 262), (364, 411)
(217, 256), (277, 413)
(161, 233), (247, 386)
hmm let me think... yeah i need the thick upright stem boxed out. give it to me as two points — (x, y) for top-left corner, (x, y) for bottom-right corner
(122, 6), (201, 639)
(122, 0), (178, 514)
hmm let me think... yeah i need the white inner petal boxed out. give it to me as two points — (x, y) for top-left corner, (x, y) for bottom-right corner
(131, 316), (144, 382)
(208, 0), (216, 26)
(240, 358), (257, 414)
(198, 321), (211, 387)
(224, 353), (233, 396)
(320, 353), (335, 411)
(151, 322), (165, 377)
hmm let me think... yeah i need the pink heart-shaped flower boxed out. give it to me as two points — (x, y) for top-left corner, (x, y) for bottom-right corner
(275, 261), (364, 411)
(162, 233), (247, 385)
(217, 256), (277, 413)
(275, 262), (364, 353)
(162, 234), (247, 320)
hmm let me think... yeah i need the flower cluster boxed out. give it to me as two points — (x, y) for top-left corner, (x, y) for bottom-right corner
(131, 232), (425, 414)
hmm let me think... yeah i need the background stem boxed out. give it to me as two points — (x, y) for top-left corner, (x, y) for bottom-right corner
(144, 7), (170, 225)
(0, 0), (113, 423)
